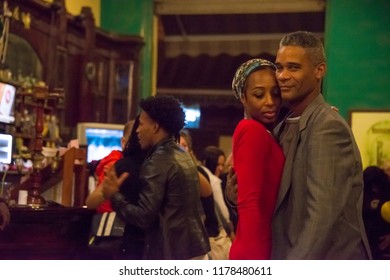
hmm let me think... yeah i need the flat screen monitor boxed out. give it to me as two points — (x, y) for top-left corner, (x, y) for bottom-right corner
(77, 122), (124, 163)
(183, 104), (201, 129)
(0, 81), (16, 124)
(0, 133), (13, 164)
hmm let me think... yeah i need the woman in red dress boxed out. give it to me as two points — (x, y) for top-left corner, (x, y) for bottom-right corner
(229, 59), (285, 259)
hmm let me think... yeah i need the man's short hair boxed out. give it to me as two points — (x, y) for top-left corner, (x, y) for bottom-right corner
(139, 95), (185, 136)
(280, 31), (325, 66)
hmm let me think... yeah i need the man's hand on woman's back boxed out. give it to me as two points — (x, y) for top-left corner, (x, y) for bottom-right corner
(225, 167), (238, 207)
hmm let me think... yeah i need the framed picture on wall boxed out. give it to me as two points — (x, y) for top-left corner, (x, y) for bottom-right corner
(349, 110), (390, 169)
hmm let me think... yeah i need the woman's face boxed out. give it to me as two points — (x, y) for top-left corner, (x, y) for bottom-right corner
(179, 136), (189, 152)
(241, 68), (281, 129)
(215, 155), (225, 177)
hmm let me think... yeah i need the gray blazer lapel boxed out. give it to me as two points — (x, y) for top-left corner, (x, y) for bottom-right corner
(274, 126), (299, 212)
(273, 94), (325, 213)
(298, 95), (325, 131)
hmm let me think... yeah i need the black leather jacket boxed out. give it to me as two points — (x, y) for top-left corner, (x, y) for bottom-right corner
(111, 137), (210, 259)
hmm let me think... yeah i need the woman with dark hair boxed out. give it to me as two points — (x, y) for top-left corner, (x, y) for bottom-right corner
(112, 116), (147, 259)
(86, 116), (146, 259)
(200, 146), (235, 241)
(86, 120), (136, 211)
(179, 130), (231, 259)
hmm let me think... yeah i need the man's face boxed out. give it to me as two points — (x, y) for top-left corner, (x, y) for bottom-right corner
(136, 110), (156, 150)
(275, 46), (322, 105)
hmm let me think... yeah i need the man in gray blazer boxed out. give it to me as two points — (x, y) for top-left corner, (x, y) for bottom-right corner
(271, 31), (371, 259)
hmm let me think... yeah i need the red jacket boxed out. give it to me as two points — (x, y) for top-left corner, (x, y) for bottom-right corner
(95, 150), (123, 213)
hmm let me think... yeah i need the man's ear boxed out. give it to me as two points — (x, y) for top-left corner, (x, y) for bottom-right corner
(315, 62), (326, 79)
(153, 121), (160, 134)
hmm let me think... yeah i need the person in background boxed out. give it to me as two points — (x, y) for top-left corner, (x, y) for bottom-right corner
(200, 146), (235, 241)
(111, 116), (147, 259)
(220, 153), (238, 232)
(0, 198), (10, 231)
(85, 117), (146, 260)
(229, 58), (285, 260)
(103, 95), (210, 259)
(179, 129), (231, 260)
(272, 31), (371, 259)
(179, 129), (212, 198)
(86, 120), (134, 211)
(362, 166), (390, 259)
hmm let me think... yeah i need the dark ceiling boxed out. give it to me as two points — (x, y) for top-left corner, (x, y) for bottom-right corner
(160, 12), (325, 36)
(155, 1), (326, 105)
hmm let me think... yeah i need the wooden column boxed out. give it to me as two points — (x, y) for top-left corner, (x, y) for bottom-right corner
(27, 85), (48, 206)
(78, 7), (96, 122)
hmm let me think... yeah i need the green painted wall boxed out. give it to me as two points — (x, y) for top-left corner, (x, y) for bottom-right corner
(100, 0), (154, 103)
(324, 0), (390, 119)
(99, 1), (390, 120)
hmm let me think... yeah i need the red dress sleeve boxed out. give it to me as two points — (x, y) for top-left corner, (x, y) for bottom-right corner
(229, 119), (283, 259)
(95, 150), (123, 213)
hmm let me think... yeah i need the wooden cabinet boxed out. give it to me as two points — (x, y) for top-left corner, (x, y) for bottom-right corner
(108, 60), (135, 124)
(2, 0), (144, 142)
(13, 89), (63, 154)
(0, 207), (95, 260)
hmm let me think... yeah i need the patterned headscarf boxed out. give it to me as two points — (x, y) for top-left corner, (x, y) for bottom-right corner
(232, 58), (276, 99)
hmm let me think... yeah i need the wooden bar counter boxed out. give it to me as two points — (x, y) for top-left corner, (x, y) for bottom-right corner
(0, 205), (95, 260)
